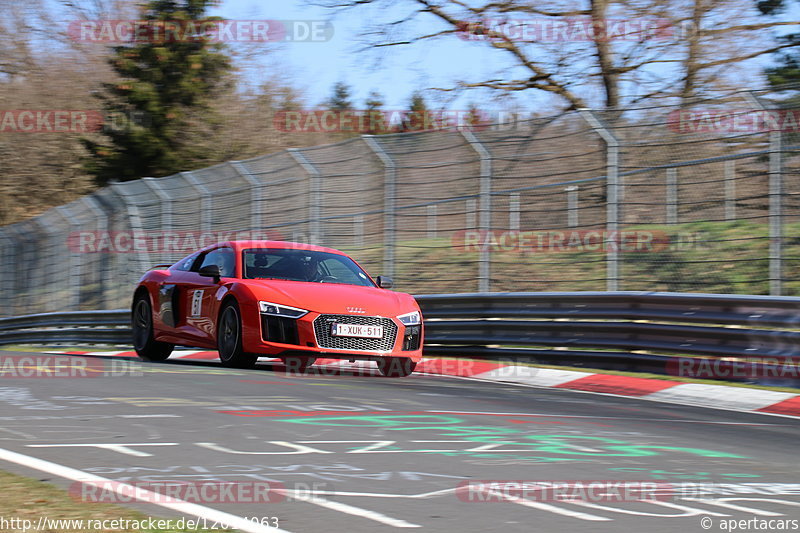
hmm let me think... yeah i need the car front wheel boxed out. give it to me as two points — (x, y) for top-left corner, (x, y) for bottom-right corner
(217, 300), (258, 369)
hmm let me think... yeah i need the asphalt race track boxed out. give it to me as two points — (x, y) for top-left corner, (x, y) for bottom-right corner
(0, 349), (798, 533)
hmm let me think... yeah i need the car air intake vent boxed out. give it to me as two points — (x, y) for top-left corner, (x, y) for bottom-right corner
(403, 325), (421, 351)
(313, 315), (397, 352)
(262, 315), (300, 345)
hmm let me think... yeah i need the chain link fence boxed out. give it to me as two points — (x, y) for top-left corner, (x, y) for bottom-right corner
(1, 87), (798, 316)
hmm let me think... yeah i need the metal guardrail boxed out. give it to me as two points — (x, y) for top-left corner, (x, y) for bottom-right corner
(416, 292), (800, 385)
(0, 310), (131, 345)
(417, 292), (800, 357)
(0, 292), (798, 383)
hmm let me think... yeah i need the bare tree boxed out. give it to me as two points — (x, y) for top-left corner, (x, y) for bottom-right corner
(311, 0), (800, 110)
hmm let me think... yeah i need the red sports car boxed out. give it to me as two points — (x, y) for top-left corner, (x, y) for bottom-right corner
(131, 241), (423, 376)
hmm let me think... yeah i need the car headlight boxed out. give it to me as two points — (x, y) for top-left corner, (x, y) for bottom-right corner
(397, 311), (421, 326)
(259, 301), (309, 319)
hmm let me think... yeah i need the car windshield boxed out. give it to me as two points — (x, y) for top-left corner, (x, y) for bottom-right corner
(242, 248), (376, 287)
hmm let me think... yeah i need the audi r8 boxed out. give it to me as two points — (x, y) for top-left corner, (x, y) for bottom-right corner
(131, 241), (423, 376)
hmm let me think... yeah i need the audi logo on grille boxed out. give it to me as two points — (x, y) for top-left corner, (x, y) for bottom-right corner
(346, 306), (366, 314)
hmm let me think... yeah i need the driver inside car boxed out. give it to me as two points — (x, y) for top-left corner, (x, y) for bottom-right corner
(300, 256), (321, 282)
(249, 253), (271, 278)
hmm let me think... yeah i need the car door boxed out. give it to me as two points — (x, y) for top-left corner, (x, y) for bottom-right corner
(179, 246), (235, 345)
(148, 252), (198, 340)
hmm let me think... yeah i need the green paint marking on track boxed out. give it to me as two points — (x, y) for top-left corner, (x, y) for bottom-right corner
(279, 414), (748, 459)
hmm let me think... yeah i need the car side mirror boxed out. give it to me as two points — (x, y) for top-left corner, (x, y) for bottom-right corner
(198, 264), (221, 282)
(376, 276), (393, 289)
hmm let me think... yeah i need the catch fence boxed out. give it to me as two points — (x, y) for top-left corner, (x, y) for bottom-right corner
(1, 87), (798, 315)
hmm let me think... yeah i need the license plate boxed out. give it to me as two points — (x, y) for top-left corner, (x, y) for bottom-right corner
(331, 323), (384, 339)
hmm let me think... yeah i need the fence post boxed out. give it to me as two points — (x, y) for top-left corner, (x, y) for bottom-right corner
(744, 92), (783, 295)
(427, 205), (437, 239)
(462, 130), (492, 292)
(580, 109), (621, 292)
(767, 128), (783, 296)
(231, 161), (263, 232)
(363, 136), (396, 280)
(288, 149), (322, 244)
(0, 228), (12, 316)
(466, 199), (477, 230)
(141, 177), (173, 234)
(354, 215), (364, 248)
(509, 193), (520, 231)
(55, 205), (81, 310)
(0, 229), (17, 316)
(181, 171), (212, 234)
(724, 160), (736, 221)
(3, 225), (28, 316)
(566, 186), (579, 228)
(110, 182), (152, 276)
(33, 218), (59, 313)
(666, 168), (678, 225)
(82, 195), (111, 309)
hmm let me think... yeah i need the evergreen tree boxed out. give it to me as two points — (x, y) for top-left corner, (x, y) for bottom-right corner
(401, 91), (429, 132)
(325, 81), (353, 111)
(761, 0), (800, 148)
(364, 90), (386, 134)
(82, 0), (233, 185)
(761, 0), (800, 93)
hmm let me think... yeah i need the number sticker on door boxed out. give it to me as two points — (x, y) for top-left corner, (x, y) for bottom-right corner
(190, 290), (204, 317)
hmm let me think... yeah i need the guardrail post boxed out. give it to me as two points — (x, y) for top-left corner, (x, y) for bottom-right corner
(363, 136), (396, 280)
(82, 195), (111, 309)
(287, 149), (322, 244)
(462, 130), (492, 292)
(580, 109), (621, 292)
(181, 171), (212, 234)
(231, 161), (263, 232)
(55, 205), (81, 310)
(724, 160), (736, 221)
(744, 92), (783, 295)
(666, 168), (678, 225)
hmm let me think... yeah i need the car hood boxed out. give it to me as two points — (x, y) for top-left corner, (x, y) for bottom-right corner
(241, 279), (417, 316)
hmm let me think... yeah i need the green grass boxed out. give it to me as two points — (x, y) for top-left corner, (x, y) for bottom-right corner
(341, 220), (800, 295)
(0, 470), (235, 532)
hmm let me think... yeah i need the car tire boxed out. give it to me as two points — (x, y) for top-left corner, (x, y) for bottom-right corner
(377, 357), (416, 377)
(217, 300), (257, 369)
(132, 294), (174, 362)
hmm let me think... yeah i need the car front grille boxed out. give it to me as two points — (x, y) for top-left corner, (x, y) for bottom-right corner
(313, 315), (397, 352)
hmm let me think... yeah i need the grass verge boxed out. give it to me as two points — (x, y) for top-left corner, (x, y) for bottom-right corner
(0, 470), (234, 532)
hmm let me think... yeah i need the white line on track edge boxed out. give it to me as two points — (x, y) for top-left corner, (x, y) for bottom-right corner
(279, 489), (421, 528)
(0, 446), (292, 533)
